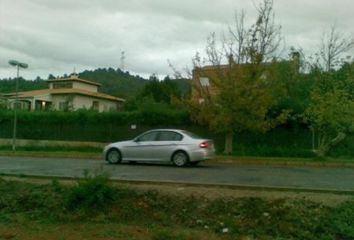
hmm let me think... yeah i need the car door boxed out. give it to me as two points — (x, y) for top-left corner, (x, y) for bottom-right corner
(123, 131), (159, 161)
(152, 131), (183, 161)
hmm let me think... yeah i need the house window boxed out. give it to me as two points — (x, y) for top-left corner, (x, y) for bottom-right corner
(260, 73), (267, 80)
(198, 98), (205, 104)
(14, 102), (22, 109)
(59, 102), (68, 111)
(200, 77), (210, 87)
(53, 82), (73, 89)
(35, 100), (51, 111)
(92, 101), (99, 111)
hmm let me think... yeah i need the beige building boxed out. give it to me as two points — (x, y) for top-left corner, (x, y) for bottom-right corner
(192, 53), (300, 104)
(0, 93), (6, 108)
(5, 74), (125, 112)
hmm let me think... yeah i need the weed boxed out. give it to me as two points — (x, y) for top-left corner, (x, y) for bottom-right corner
(51, 178), (62, 193)
(151, 229), (187, 240)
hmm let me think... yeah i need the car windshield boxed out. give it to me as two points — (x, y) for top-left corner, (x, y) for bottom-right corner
(181, 130), (203, 139)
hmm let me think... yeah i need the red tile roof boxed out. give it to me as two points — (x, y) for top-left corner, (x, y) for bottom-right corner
(11, 88), (125, 102)
(47, 76), (101, 87)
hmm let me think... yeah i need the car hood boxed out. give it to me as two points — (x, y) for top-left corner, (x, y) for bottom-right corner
(108, 140), (133, 147)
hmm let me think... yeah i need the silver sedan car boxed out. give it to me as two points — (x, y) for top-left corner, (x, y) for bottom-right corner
(103, 129), (215, 167)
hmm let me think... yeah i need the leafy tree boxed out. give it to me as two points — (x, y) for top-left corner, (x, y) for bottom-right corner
(48, 74), (56, 80)
(0, 77), (47, 93)
(189, 0), (288, 154)
(124, 74), (186, 112)
(138, 74), (182, 104)
(276, 50), (316, 119)
(305, 63), (354, 157)
(305, 25), (354, 157)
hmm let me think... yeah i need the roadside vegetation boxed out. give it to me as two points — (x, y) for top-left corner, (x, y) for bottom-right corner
(0, 173), (353, 240)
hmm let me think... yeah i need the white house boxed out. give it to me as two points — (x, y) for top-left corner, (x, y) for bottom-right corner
(4, 74), (125, 112)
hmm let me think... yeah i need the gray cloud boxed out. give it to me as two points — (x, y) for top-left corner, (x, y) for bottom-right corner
(0, 0), (353, 80)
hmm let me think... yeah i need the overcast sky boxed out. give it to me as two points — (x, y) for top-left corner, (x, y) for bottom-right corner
(0, 0), (353, 80)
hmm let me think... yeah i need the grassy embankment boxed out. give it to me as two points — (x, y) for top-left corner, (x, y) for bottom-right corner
(0, 173), (353, 240)
(0, 145), (102, 159)
(0, 145), (354, 167)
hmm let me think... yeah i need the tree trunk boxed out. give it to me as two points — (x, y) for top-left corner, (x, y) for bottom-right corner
(224, 132), (233, 155)
(316, 132), (346, 158)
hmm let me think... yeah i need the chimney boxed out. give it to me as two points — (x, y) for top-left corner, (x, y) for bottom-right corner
(291, 51), (300, 72)
(228, 54), (235, 65)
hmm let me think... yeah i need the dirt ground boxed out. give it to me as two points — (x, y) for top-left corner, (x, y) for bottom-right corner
(128, 182), (354, 206)
(2, 176), (353, 206)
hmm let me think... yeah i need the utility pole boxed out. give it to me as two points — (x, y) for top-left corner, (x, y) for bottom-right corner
(120, 51), (125, 71)
(8, 60), (28, 151)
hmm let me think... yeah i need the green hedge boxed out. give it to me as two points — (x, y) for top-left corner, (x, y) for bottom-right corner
(0, 110), (352, 157)
(0, 109), (191, 142)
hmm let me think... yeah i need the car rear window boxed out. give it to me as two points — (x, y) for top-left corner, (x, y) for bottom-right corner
(157, 131), (183, 141)
(181, 130), (203, 139)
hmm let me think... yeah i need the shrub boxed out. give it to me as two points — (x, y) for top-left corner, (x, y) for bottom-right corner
(0, 179), (64, 218)
(65, 171), (116, 211)
(328, 135), (354, 157)
(330, 201), (354, 239)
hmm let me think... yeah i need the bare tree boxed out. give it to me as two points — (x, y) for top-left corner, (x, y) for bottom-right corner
(223, 0), (282, 65)
(167, 59), (183, 79)
(226, 10), (247, 64)
(320, 24), (354, 71)
(252, 0), (282, 61)
(170, 0), (283, 78)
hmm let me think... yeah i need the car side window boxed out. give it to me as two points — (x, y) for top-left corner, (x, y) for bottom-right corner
(157, 131), (183, 141)
(137, 132), (158, 142)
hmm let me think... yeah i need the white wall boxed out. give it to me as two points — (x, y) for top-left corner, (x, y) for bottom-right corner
(72, 82), (98, 92)
(48, 81), (98, 92)
(71, 95), (118, 112)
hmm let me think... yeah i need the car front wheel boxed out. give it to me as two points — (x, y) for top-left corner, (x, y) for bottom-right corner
(172, 151), (189, 167)
(106, 149), (122, 164)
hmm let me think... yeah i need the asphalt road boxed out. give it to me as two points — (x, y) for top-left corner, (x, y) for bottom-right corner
(0, 156), (353, 192)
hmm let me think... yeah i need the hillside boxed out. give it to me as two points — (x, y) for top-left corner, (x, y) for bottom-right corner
(0, 78), (47, 93)
(0, 68), (191, 99)
(78, 68), (148, 98)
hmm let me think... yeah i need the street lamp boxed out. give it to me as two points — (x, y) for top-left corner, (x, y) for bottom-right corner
(8, 60), (28, 151)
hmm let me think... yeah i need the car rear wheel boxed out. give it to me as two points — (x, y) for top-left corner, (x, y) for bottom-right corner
(106, 149), (122, 164)
(172, 151), (189, 167)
